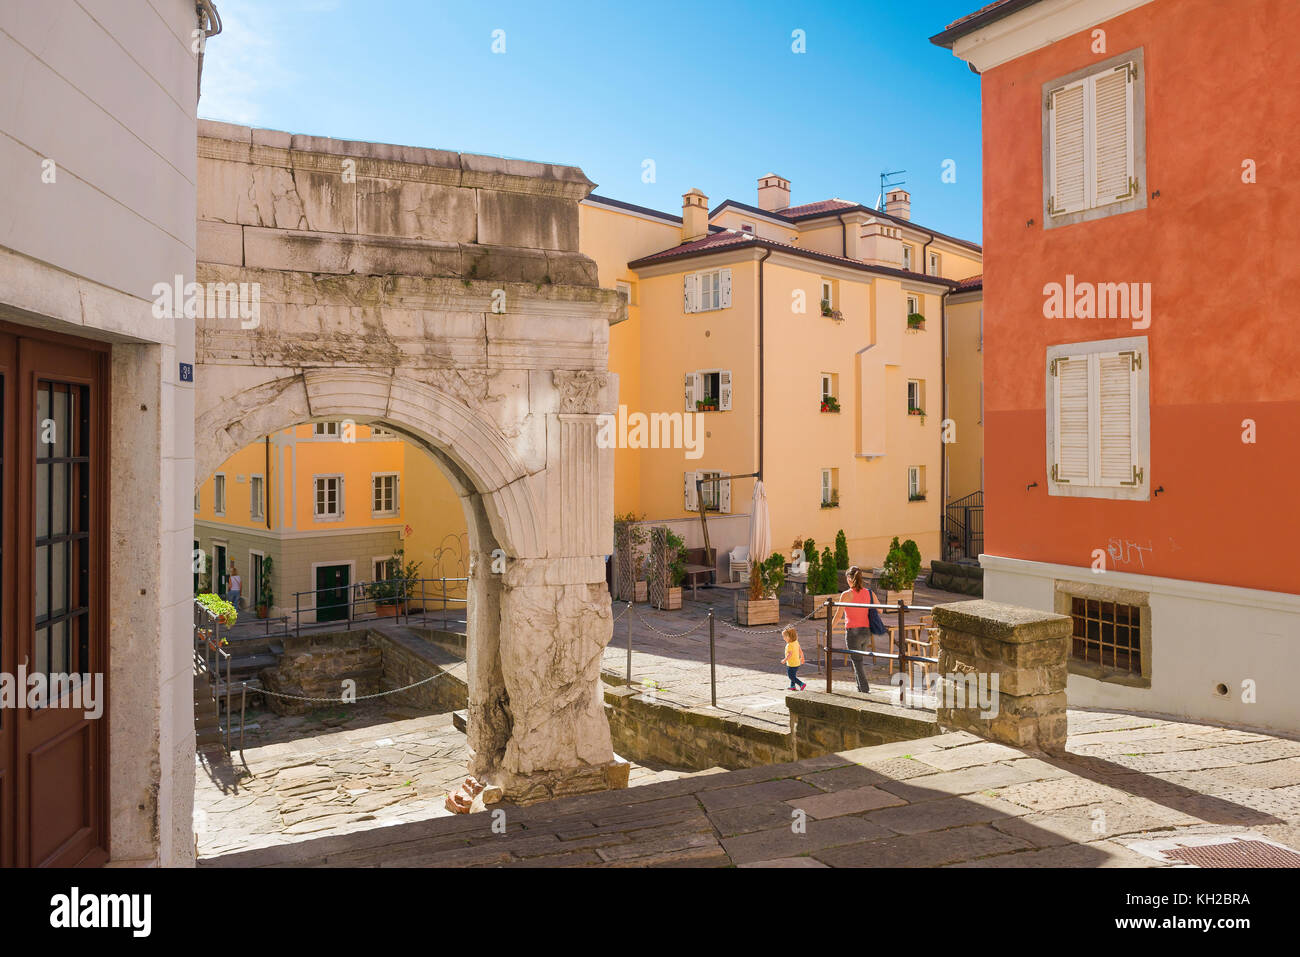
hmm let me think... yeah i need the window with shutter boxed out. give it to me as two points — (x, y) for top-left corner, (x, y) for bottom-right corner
(1092, 67), (1134, 206)
(1045, 51), (1144, 225)
(684, 372), (698, 412)
(1049, 81), (1087, 215)
(719, 473), (731, 513)
(1047, 339), (1148, 499)
(719, 370), (732, 411)
(1096, 352), (1140, 486)
(684, 273), (700, 313)
(1052, 357), (1091, 484)
(684, 471), (698, 512)
(720, 268), (732, 308)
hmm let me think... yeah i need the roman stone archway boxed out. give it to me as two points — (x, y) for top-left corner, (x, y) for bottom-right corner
(193, 121), (624, 803)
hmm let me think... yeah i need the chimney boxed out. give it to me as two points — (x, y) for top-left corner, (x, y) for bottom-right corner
(884, 188), (911, 220)
(757, 173), (790, 212)
(681, 188), (709, 243)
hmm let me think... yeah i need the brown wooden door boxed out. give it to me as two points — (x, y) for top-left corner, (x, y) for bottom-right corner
(0, 323), (109, 867)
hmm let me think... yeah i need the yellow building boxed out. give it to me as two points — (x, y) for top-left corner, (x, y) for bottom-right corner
(194, 422), (468, 621)
(581, 176), (982, 573)
(943, 275), (985, 560)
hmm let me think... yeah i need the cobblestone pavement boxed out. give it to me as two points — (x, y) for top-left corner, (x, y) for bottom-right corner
(601, 583), (961, 726)
(195, 704), (718, 860)
(201, 709), (1300, 867)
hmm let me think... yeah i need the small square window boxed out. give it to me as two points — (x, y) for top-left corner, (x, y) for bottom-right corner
(313, 421), (339, 437)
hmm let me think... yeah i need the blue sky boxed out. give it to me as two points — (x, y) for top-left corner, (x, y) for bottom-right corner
(200, 0), (984, 242)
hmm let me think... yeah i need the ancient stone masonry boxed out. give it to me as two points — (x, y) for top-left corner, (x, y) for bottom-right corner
(195, 122), (624, 803)
(932, 600), (1071, 753)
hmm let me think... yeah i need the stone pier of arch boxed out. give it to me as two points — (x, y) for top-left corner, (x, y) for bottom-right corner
(194, 121), (625, 803)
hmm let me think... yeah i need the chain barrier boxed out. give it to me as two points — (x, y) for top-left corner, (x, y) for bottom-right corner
(250, 669), (458, 704)
(630, 604), (711, 640)
(715, 602), (826, 636)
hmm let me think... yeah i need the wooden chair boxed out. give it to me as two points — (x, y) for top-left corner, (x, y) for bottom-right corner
(904, 626), (940, 690)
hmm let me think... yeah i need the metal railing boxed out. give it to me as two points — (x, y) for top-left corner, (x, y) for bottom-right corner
(193, 599), (248, 757)
(819, 597), (940, 696)
(944, 490), (984, 561)
(289, 577), (469, 638)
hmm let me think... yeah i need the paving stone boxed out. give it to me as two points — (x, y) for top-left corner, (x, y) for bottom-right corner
(878, 762), (1043, 803)
(990, 799), (1200, 848)
(721, 816), (895, 865)
(815, 824), (1032, 867)
(786, 786), (908, 820)
(866, 793), (1026, 834)
(697, 777), (821, 812)
(990, 776), (1135, 812)
(946, 839), (1156, 868)
(707, 802), (802, 837)
(911, 741), (1027, 771)
(738, 856), (829, 868)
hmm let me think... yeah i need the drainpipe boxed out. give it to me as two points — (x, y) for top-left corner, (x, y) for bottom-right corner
(696, 247), (770, 562)
(838, 213), (849, 258)
(940, 288), (949, 559)
(264, 434), (271, 530)
(195, 1), (223, 102)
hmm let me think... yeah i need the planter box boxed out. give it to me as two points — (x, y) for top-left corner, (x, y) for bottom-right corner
(659, 586), (682, 610)
(634, 581), (648, 603)
(735, 596), (779, 626)
(376, 603), (398, 618)
(882, 589), (914, 608)
(802, 592), (839, 619)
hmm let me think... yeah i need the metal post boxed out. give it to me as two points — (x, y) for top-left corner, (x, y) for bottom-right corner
(708, 608), (717, 708)
(295, 591), (301, 639)
(625, 600), (633, 685)
(825, 598), (834, 693)
(897, 600), (907, 704)
(442, 577), (448, 630)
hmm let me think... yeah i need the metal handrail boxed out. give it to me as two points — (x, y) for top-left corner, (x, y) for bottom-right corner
(821, 597), (940, 695)
(193, 598), (247, 756)
(290, 577), (471, 637)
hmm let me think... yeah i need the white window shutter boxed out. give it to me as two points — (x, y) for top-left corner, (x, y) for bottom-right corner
(1049, 81), (1087, 214)
(338, 476), (345, 518)
(684, 273), (700, 313)
(1093, 67), (1134, 206)
(1052, 356), (1091, 483)
(393, 474), (400, 511)
(1096, 352), (1140, 486)
(719, 370), (732, 411)
(684, 372), (698, 411)
(720, 268), (732, 308)
(719, 473), (731, 513)
(684, 471), (698, 512)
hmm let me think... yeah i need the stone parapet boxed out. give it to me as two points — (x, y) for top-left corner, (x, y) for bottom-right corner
(787, 691), (939, 758)
(933, 600), (1071, 753)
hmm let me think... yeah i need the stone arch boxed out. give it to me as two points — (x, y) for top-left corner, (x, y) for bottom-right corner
(194, 367), (620, 802)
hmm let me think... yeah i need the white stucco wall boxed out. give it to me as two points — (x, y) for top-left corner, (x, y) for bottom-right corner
(983, 554), (1300, 736)
(0, 0), (199, 865)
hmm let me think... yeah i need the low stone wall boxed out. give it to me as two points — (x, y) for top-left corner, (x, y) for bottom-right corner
(261, 632), (382, 715)
(259, 628), (465, 716)
(604, 687), (794, 770)
(371, 629), (467, 713)
(788, 691), (939, 759)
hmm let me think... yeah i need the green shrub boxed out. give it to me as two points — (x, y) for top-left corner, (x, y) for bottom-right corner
(665, 530), (688, 587)
(878, 537), (922, 591)
(834, 530), (849, 570)
(196, 593), (237, 625)
(819, 547), (836, 594)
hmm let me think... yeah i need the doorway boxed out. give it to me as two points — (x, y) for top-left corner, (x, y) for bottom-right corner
(0, 321), (109, 867)
(314, 563), (350, 622)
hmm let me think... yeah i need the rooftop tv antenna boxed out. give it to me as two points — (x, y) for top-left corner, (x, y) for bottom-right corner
(877, 169), (907, 210)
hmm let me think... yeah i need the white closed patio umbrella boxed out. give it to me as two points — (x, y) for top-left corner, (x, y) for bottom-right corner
(749, 479), (771, 572)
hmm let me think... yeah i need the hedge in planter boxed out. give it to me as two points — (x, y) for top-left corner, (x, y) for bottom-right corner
(738, 552), (784, 625)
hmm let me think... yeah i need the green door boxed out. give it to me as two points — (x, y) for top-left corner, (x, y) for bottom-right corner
(315, 564), (350, 622)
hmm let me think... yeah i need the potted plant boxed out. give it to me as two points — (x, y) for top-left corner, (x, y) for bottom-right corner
(614, 513), (650, 602)
(660, 529), (688, 610)
(802, 546), (840, 618)
(907, 312), (926, 331)
(368, 578), (400, 617)
(820, 395), (841, 413)
(736, 552), (784, 625)
(834, 529), (851, 589)
(196, 593), (238, 629)
(877, 536), (921, 606)
(821, 298), (833, 317)
(256, 556), (274, 618)
(383, 548), (424, 613)
(820, 491), (840, 509)
(908, 405), (925, 416)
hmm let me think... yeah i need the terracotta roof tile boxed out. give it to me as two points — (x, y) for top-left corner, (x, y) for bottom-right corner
(777, 199), (858, 218)
(955, 273), (983, 291)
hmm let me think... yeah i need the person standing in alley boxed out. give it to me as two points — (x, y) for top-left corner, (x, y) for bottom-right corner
(227, 563), (242, 610)
(832, 566), (887, 692)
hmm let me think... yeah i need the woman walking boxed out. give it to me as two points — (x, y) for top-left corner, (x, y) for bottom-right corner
(831, 565), (887, 692)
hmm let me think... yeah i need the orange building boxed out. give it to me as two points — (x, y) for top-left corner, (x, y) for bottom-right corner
(934, 0), (1300, 732)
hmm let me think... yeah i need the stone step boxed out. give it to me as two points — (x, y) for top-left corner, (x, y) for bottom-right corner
(451, 710), (468, 734)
